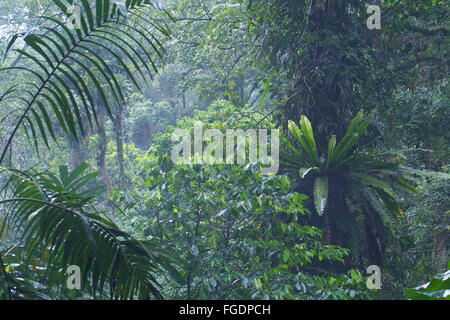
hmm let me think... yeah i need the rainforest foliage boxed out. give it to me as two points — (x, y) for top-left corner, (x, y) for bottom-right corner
(0, 0), (448, 300)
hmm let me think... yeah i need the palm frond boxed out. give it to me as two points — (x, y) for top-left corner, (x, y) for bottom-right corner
(0, 0), (170, 165)
(0, 163), (178, 299)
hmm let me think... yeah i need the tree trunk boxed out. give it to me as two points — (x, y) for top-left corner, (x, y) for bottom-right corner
(68, 125), (89, 171)
(323, 210), (332, 244)
(433, 231), (448, 272)
(113, 109), (126, 189)
(97, 106), (113, 195)
(68, 134), (81, 170)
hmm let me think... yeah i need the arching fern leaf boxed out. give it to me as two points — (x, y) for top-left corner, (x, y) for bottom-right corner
(0, 163), (180, 299)
(0, 0), (180, 299)
(0, 0), (172, 165)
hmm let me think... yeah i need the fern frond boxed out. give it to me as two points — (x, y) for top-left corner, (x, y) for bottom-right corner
(0, 0), (170, 165)
(0, 163), (179, 299)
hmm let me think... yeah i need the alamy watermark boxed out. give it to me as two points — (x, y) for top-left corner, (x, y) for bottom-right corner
(66, 265), (81, 290)
(66, 1), (380, 31)
(366, 265), (382, 290)
(65, 263), (381, 291)
(171, 121), (279, 175)
(367, 5), (381, 30)
(66, 0), (164, 30)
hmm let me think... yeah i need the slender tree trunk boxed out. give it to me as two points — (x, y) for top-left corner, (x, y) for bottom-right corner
(97, 106), (113, 195)
(68, 134), (81, 170)
(323, 210), (331, 244)
(113, 109), (126, 189)
(433, 231), (448, 272)
(68, 116), (90, 171)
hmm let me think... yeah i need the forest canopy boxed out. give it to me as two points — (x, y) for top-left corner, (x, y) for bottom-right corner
(0, 0), (448, 301)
